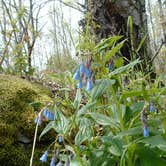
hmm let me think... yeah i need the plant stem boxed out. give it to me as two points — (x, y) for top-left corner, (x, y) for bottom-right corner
(29, 121), (39, 166)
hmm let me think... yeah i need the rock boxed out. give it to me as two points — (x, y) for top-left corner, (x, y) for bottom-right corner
(0, 74), (53, 166)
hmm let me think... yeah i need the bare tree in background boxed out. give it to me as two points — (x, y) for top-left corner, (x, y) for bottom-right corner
(0, 0), (43, 76)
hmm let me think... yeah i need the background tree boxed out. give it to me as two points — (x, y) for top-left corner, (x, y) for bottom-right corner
(0, 0), (43, 76)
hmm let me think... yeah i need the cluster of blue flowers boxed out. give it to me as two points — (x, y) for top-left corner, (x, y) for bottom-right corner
(73, 62), (93, 91)
(39, 136), (65, 165)
(34, 108), (54, 126)
(39, 151), (63, 166)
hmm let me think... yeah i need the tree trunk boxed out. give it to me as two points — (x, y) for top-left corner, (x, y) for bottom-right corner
(145, 0), (166, 74)
(82, 0), (146, 61)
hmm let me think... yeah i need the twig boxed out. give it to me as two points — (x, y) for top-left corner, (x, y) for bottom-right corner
(149, 40), (166, 64)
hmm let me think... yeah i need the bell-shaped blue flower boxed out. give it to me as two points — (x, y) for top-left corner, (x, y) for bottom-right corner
(34, 116), (42, 126)
(143, 127), (149, 137)
(77, 80), (83, 89)
(108, 64), (114, 71)
(43, 108), (54, 121)
(58, 136), (63, 144)
(79, 63), (85, 74)
(40, 151), (48, 162)
(86, 79), (93, 91)
(73, 69), (80, 80)
(50, 158), (55, 166)
(149, 102), (155, 112)
(85, 68), (91, 78)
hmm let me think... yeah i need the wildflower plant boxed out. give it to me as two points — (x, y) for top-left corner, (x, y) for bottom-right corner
(30, 35), (166, 166)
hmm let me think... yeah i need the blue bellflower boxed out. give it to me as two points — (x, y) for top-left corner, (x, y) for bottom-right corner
(34, 116), (42, 126)
(79, 63), (85, 74)
(77, 80), (83, 89)
(43, 108), (54, 121)
(149, 102), (155, 112)
(73, 69), (80, 80)
(40, 151), (48, 162)
(85, 68), (91, 78)
(143, 127), (149, 137)
(50, 158), (55, 166)
(86, 79), (93, 91)
(108, 64), (114, 71)
(58, 136), (63, 144)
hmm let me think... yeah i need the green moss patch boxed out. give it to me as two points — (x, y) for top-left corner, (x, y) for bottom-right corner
(0, 74), (53, 165)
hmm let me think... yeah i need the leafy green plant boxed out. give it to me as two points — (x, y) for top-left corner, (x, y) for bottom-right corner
(32, 34), (166, 166)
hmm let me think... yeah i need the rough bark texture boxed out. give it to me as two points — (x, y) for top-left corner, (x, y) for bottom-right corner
(81, 0), (146, 61)
(82, 0), (166, 73)
(145, 0), (166, 74)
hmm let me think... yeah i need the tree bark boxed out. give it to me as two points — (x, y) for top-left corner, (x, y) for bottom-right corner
(81, 0), (146, 61)
(145, 0), (166, 74)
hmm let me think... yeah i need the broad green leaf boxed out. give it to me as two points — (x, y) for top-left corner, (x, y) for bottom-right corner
(102, 135), (123, 156)
(136, 145), (166, 166)
(139, 135), (166, 151)
(75, 118), (93, 145)
(53, 106), (69, 134)
(130, 102), (145, 113)
(109, 59), (140, 76)
(91, 79), (115, 100)
(88, 112), (119, 129)
(73, 89), (82, 110)
(39, 121), (54, 139)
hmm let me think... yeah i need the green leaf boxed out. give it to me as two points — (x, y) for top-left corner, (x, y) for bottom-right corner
(88, 112), (119, 129)
(73, 89), (82, 110)
(115, 126), (142, 138)
(114, 57), (124, 68)
(77, 101), (96, 117)
(109, 59), (140, 77)
(95, 36), (123, 53)
(91, 79), (115, 100)
(75, 118), (93, 145)
(53, 106), (69, 134)
(139, 135), (166, 151)
(130, 102), (145, 113)
(136, 145), (166, 166)
(39, 121), (54, 139)
(102, 135), (123, 156)
(104, 40), (126, 63)
(136, 34), (147, 53)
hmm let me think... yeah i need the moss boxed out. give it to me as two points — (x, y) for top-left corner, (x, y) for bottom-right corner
(0, 74), (54, 165)
(0, 145), (29, 166)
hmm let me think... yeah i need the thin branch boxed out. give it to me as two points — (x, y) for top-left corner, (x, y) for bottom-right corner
(44, 0), (84, 13)
(150, 40), (166, 64)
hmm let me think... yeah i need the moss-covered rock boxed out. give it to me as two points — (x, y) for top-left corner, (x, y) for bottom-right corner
(0, 74), (54, 165)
